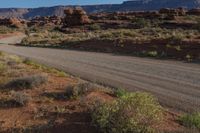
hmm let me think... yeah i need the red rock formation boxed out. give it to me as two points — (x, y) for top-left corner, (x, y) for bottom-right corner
(27, 16), (62, 27)
(0, 18), (23, 28)
(63, 7), (90, 27)
(159, 8), (186, 16)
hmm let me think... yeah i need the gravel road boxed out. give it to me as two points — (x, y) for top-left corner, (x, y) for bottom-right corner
(0, 35), (200, 112)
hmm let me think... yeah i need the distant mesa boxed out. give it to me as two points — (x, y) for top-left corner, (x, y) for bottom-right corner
(0, 6), (200, 28)
(0, 0), (200, 19)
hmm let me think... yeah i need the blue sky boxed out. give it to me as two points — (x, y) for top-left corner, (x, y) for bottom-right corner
(1, 0), (125, 8)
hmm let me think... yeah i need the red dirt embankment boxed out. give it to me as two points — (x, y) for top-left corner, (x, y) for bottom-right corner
(64, 38), (200, 61)
(0, 32), (22, 40)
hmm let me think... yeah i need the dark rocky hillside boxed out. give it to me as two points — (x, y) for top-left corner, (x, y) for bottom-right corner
(0, 0), (200, 19)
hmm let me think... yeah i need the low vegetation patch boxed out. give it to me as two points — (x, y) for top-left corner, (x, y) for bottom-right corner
(65, 82), (94, 99)
(0, 51), (4, 56)
(0, 62), (6, 74)
(88, 24), (101, 31)
(0, 53), (192, 132)
(11, 91), (31, 106)
(19, 27), (200, 61)
(0, 92), (31, 108)
(132, 18), (151, 28)
(113, 88), (128, 98)
(0, 26), (16, 34)
(23, 58), (67, 77)
(179, 112), (200, 130)
(91, 92), (163, 133)
(4, 74), (48, 90)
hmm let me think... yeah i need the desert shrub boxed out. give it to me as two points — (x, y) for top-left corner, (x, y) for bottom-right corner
(8, 55), (22, 64)
(0, 26), (15, 34)
(11, 91), (31, 106)
(4, 75), (48, 90)
(88, 24), (101, 31)
(0, 63), (6, 74)
(147, 51), (158, 57)
(21, 30), (67, 45)
(65, 83), (94, 99)
(23, 58), (37, 66)
(113, 88), (128, 98)
(132, 18), (150, 28)
(24, 29), (30, 37)
(186, 54), (193, 62)
(7, 60), (18, 67)
(99, 29), (137, 40)
(91, 92), (163, 133)
(168, 33), (183, 44)
(0, 51), (4, 57)
(179, 113), (200, 130)
(21, 37), (29, 45)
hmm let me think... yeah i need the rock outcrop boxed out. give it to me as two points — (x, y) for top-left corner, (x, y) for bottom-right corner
(63, 7), (90, 27)
(159, 8), (186, 16)
(0, 0), (200, 19)
(27, 16), (62, 27)
(0, 18), (23, 28)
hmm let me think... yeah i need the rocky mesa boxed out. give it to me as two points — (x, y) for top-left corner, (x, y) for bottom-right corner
(0, 0), (200, 19)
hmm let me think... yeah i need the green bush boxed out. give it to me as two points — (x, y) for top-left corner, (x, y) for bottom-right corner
(132, 18), (150, 28)
(88, 24), (101, 31)
(168, 34), (183, 45)
(91, 92), (163, 133)
(113, 88), (128, 98)
(147, 51), (158, 57)
(65, 83), (94, 99)
(179, 113), (200, 130)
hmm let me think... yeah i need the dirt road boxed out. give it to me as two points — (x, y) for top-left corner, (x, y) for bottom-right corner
(0, 35), (200, 112)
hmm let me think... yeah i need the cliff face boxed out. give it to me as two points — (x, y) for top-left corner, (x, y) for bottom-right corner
(119, 0), (200, 11)
(0, 8), (29, 18)
(0, 0), (200, 19)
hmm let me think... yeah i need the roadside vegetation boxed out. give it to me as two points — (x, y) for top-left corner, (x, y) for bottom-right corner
(21, 28), (199, 45)
(179, 113), (200, 131)
(91, 92), (163, 133)
(0, 52), (195, 132)
(0, 8), (200, 62)
(19, 15), (200, 61)
(0, 9), (200, 132)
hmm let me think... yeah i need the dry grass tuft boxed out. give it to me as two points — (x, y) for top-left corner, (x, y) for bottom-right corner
(4, 74), (48, 90)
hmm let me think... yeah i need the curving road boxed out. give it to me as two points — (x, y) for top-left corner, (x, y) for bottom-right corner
(0, 35), (200, 112)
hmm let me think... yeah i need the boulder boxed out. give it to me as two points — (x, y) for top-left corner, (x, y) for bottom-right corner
(63, 7), (90, 27)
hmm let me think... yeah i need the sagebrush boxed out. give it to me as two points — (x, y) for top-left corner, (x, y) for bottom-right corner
(91, 92), (163, 133)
